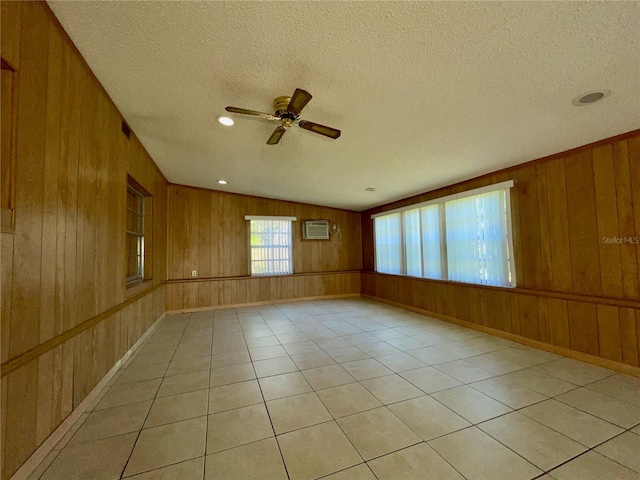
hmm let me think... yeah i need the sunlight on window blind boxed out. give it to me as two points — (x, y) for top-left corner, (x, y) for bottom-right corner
(445, 190), (509, 286)
(249, 220), (293, 276)
(403, 209), (422, 277)
(375, 213), (402, 274)
(420, 205), (442, 279)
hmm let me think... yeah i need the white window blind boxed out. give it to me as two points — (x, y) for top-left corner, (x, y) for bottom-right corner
(248, 218), (294, 276)
(374, 213), (402, 274)
(446, 190), (510, 286)
(421, 205), (442, 279)
(403, 209), (422, 277)
(372, 181), (515, 287)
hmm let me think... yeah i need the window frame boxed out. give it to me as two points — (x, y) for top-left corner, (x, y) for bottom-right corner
(125, 177), (151, 287)
(245, 215), (297, 277)
(372, 180), (516, 287)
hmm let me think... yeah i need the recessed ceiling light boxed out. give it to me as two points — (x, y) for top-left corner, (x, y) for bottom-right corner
(572, 90), (610, 106)
(217, 116), (234, 126)
(218, 179), (228, 185)
(365, 187), (376, 192)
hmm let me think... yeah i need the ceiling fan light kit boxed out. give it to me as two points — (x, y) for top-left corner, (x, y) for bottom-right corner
(225, 88), (341, 145)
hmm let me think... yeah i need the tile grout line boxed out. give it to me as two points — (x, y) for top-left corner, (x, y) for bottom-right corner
(201, 309), (216, 480)
(240, 310), (292, 480)
(117, 313), (190, 480)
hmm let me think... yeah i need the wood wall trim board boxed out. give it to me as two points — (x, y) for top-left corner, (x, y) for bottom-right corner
(123, 279), (154, 298)
(166, 270), (363, 284)
(0, 282), (165, 378)
(362, 294), (640, 378)
(7, 312), (166, 480)
(363, 128), (640, 215)
(165, 293), (361, 314)
(361, 272), (640, 309)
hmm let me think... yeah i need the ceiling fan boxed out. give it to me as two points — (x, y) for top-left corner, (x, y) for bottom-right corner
(225, 88), (341, 145)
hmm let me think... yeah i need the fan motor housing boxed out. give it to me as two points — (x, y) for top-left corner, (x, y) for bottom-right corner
(273, 96), (292, 116)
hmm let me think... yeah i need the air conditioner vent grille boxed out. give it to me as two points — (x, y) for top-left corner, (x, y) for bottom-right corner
(303, 220), (330, 240)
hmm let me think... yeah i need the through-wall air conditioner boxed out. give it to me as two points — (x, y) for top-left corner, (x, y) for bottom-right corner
(303, 220), (330, 240)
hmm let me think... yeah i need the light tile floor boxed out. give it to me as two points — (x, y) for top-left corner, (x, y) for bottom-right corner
(29, 298), (639, 480)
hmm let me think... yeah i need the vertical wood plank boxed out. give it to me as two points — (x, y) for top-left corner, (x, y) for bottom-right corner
(567, 301), (599, 356)
(629, 137), (640, 295)
(517, 166), (543, 288)
(537, 297), (549, 343)
(518, 294), (539, 340)
(547, 298), (570, 348)
(565, 152), (602, 296)
(592, 144), (623, 297)
(612, 140), (639, 299)
(54, 40), (70, 336)
(536, 164), (553, 290)
(545, 158), (573, 292)
(10, 1), (49, 357)
(4, 360), (38, 479)
(63, 48), (81, 331)
(1, 375), (7, 478)
(596, 304), (622, 362)
(619, 308), (639, 367)
(1, 233), (13, 364)
(35, 350), (54, 444)
(198, 190), (211, 278)
(40, 23), (63, 344)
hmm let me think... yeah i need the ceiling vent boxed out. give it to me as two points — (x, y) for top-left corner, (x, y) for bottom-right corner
(303, 220), (330, 240)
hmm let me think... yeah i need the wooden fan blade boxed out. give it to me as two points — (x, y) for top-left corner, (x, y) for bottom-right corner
(287, 89), (312, 115)
(225, 106), (278, 119)
(298, 120), (341, 139)
(267, 126), (287, 145)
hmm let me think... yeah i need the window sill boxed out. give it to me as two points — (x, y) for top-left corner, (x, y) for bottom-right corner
(125, 279), (153, 298)
(369, 271), (516, 289)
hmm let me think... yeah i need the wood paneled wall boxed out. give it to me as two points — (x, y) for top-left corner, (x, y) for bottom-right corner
(167, 273), (361, 312)
(361, 131), (640, 369)
(0, 3), (168, 478)
(166, 185), (362, 310)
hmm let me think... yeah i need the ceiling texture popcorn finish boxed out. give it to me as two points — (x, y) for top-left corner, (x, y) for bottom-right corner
(47, 1), (640, 211)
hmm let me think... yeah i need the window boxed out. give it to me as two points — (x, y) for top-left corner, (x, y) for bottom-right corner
(374, 213), (402, 274)
(373, 181), (515, 287)
(126, 179), (146, 285)
(245, 215), (296, 276)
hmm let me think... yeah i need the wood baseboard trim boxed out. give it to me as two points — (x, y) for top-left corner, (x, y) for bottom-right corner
(9, 312), (166, 480)
(166, 293), (361, 314)
(362, 294), (640, 378)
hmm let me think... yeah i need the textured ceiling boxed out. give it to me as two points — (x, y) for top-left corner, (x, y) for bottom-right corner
(48, 1), (640, 211)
